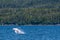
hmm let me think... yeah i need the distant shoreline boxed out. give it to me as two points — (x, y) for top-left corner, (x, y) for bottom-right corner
(0, 24), (60, 26)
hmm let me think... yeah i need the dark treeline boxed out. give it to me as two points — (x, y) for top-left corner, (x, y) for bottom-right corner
(0, 8), (60, 25)
(0, 0), (60, 25)
(0, 0), (60, 8)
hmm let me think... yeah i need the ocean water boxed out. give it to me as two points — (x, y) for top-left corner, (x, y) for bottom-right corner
(0, 25), (60, 40)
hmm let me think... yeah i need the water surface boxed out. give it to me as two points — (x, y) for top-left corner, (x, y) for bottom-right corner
(0, 25), (60, 40)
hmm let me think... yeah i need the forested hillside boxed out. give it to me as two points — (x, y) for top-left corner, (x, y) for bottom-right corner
(0, 0), (60, 8)
(0, 0), (60, 25)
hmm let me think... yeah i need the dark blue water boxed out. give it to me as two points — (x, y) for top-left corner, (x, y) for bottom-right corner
(0, 25), (60, 40)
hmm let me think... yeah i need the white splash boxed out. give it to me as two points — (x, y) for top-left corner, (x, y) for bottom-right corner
(13, 28), (25, 34)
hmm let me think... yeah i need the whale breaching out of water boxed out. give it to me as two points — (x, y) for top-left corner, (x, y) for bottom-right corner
(13, 28), (25, 34)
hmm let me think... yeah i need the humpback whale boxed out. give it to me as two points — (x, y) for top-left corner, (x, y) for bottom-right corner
(13, 28), (25, 34)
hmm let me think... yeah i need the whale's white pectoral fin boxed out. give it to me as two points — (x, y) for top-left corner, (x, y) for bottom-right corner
(15, 31), (18, 34)
(18, 31), (25, 34)
(13, 28), (25, 34)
